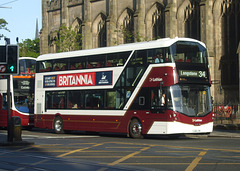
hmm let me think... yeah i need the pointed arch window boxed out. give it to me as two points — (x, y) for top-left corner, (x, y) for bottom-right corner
(97, 16), (107, 47)
(184, 0), (200, 40)
(220, 0), (240, 86)
(152, 5), (165, 40)
(122, 9), (134, 43)
(72, 18), (83, 50)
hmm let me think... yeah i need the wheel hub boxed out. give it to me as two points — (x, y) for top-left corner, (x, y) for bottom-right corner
(132, 123), (142, 135)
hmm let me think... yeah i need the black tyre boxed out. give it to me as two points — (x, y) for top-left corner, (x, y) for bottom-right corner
(129, 119), (143, 139)
(53, 116), (64, 134)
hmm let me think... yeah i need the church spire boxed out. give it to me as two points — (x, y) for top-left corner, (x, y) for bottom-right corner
(35, 18), (39, 39)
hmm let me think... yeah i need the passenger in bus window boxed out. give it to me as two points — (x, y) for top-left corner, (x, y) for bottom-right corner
(154, 53), (164, 63)
(161, 93), (166, 106)
(78, 63), (83, 69)
(59, 97), (65, 109)
(70, 64), (76, 70)
(88, 63), (93, 68)
(72, 104), (78, 109)
(68, 100), (73, 108)
(61, 65), (67, 70)
(54, 65), (60, 71)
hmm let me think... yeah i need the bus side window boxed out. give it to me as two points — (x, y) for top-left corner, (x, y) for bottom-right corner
(59, 97), (65, 109)
(39, 61), (52, 72)
(2, 94), (7, 110)
(45, 92), (52, 109)
(70, 64), (76, 70)
(106, 91), (116, 109)
(53, 65), (60, 71)
(107, 53), (117, 67)
(147, 49), (154, 64)
(61, 65), (67, 70)
(139, 96), (145, 106)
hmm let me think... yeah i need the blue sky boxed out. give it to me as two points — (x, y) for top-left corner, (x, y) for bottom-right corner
(0, 0), (42, 45)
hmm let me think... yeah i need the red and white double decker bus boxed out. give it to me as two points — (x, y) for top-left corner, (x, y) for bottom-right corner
(0, 57), (36, 128)
(34, 38), (214, 138)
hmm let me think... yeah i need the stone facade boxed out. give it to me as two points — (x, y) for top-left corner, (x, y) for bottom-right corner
(41, 0), (240, 105)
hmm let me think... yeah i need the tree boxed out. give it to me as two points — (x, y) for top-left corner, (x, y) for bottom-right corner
(0, 18), (10, 39)
(19, 38), (40, 58)
(114, 26), (146, 45)
(54, 25), (82, 52)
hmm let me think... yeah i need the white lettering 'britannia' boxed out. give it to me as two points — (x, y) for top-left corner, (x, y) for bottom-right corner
(58, 74), (94, 86)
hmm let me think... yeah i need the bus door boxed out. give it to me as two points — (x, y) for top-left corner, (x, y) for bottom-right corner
(0, 79), (8, 126)
(150, 85), (167, 113)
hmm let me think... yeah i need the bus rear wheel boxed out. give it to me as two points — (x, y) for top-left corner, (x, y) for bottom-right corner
(129, 119), (143, 139)
(53, 116), (64, 134)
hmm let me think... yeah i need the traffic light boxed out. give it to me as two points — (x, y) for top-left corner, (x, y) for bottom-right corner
(0, 46), (6, 63)
(0, 45), (19, 75)
(7, 45), (18, 74)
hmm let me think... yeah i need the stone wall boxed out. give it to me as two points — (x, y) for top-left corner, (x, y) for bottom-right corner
(41, 0), (240, 105)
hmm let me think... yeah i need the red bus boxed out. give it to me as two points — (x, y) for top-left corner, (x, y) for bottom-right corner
(0, 57), (36, 128)
(34, 38), (214, 138)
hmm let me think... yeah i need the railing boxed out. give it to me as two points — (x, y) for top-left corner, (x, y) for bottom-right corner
(213, 104), (238, 121)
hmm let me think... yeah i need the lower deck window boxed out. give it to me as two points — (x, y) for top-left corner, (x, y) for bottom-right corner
(45, 89), (126, 110)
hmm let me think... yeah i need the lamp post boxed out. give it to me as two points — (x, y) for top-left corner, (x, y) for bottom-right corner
(237, 42), (240, 115)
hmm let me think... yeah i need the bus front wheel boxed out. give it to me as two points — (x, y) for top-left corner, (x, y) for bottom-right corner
(129, 119), (143, 139)
(53, 116), (64, 134)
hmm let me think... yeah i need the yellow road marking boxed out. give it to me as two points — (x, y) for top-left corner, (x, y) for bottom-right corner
(106, 163), (190, 165)
(109, 142), (240, 153)
(57, 143), (103, 158)
(105, 147), (142, 149)
(63, 155), (196, 159)
(108, 146), (151, 166)
(31, 159), (49, 166)
(156, 151), (202, 153)
(102, 162), (240, 165)
(185, 150), (208, 171)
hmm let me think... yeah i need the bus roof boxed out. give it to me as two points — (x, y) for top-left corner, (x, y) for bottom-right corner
(37, 37), (205, 61)
(19, 57), (37, 60)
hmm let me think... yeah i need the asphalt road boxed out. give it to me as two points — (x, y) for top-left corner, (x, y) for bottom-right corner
(0, 129), (240, 171)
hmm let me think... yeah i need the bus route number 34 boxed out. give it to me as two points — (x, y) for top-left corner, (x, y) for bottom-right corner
(199, 71), (206, 78)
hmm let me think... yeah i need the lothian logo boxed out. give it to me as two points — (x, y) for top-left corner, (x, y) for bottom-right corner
(192, 119), (202, 122)
(149, 77), (163, 82)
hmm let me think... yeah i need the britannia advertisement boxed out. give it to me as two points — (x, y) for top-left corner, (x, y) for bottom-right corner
(44, 71), (112, 88)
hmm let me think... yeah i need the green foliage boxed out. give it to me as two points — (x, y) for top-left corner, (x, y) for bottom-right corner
(114, 26), (147, 45)
(122, 27), (134, 43)
(19, 38), (40, 58)
(0, 18), (10, 39)
(54, 25), (82, 52)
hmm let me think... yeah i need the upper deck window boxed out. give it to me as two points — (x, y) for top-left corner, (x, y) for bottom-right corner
(146, 47), (172, 64)
(19, 59), (36, 75)
(171, 41), (208, 64)
(37, 51), (131, 73)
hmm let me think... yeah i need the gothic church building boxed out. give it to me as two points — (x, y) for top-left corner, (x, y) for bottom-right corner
(41, 0), (240, 105)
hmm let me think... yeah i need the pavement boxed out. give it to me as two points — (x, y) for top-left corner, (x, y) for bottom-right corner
(209, 124), (240, 138)
(0, 125), (239, 145)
